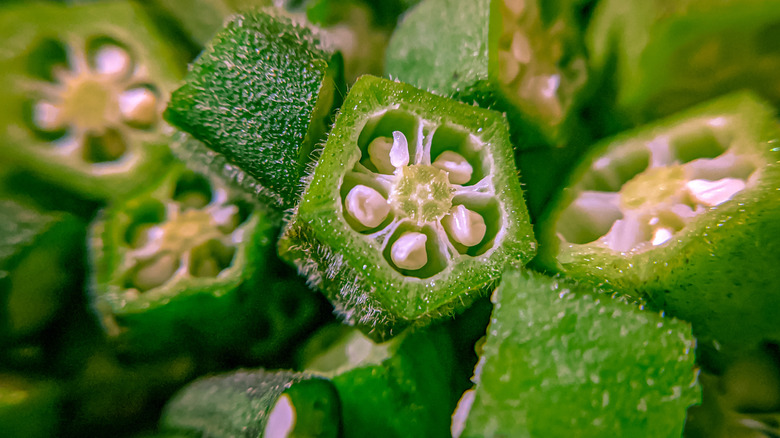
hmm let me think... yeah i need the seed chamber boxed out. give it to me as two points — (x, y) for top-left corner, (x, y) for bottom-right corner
(120, 171), (252, 293)
(341, 110), (501, 278)
(24, 35), (163, 171)
(556, 117), (760, 253)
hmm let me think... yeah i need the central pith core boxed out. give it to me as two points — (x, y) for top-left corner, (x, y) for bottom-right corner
(389, 164), (453, 224)
(621, 166), (686, 209)
(60, 78), (115, 131)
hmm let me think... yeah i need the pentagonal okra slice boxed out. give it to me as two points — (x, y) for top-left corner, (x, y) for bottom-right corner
(165, 8), (344, 211)
(0, 199), (84, 344)
(302, 324), (458, 438)
(455, 270), (699, 438)
(385, 0), (588, 145)
(536, 91), (780, 369)
(0, 373), (61, 438)
(279, 75), (535, 339)
(90, 162), (276, 358)
(160, 369), (341, 438)
(0, 2), (184, 200)
(587, 0), (780, 120)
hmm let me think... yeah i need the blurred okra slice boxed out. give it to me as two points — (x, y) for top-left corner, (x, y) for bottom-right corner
(0, 199), (84, 345)
(535, 91), (780, 370)
(587, 0), (780, 121)
(302, 324), (458, 438)
(278, 75), (536, 340)
(89, 160), (320, 360)
(385, 0), (589, 147)
(0, 1), (184, 201)
(0, 373), (61, 438)
(164, 8), (345, 211)
(454, 270), (699, 437)
(160, 369), (341, 438)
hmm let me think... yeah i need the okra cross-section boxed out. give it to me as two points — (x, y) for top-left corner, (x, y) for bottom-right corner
(90, 161), (318, 360)
(536, 92), (780, 369)
(279, 75), (536, 339)
(165, 8), (344, 211)
(454, 270), (699, 438)
(0, 1), (183, 200)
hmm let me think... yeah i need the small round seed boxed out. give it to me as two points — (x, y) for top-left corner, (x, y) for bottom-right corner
(368, 136), (395, 174)
(443, 205), (487, 247)
(686, 178), (745, 206)
(511, 31), (532, 64)
(33, 101), (63, 131)
(433, 151), (473, 185)
(264, 393), (296, 438)
(93, 45), (132, 77)
(389, 131), (410, 168)
(391, 231), (428, 270)
(498, 50), (520, 84)
(119, 87), (158, 127)
(132, 253), (178, 291)
(345, 185), (390, 229)
(651, 227), (674, 246)
(504, 0), (526, 16)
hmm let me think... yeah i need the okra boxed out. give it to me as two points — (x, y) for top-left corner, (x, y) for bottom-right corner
(385, 0), (589, 145)
(160, 369), (341, 438)
(279, 75), (536, 339)
(165, 8), (344, 211)
(303, 324), (458, 438)
(0, 1), (183, 200)
(588, 0), (780, 120)
(90, 161), (320, 360)
(536, 92), (780, 369)
(0, 373), (61, 438)
(0, 199), (84, 344)
(454, 269), (700, 438)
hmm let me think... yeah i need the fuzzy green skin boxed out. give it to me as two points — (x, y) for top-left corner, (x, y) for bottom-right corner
(0, 200), (84, 343)
(0, 374), (61, 438)
(89, 163), (282, 360)
(385, 0), (588, 147)
(305, 325), (457, 438)
(279, 75), (536, 340)
(462, 270), (700, 438)
(536, 92), (780, 370)
(587, 0), (780, 121)
(0, 2), (181, 201)
(165, 9), (344, 210)
(160, 369), (340, 438)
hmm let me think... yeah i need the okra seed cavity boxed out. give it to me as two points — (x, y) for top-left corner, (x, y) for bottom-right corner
(345, 184), (390, 229)
(264, 394), (296, 438)
(443, 205), (487, 247)
(391, 231), (428, 270)
(433, 151), (473, 184)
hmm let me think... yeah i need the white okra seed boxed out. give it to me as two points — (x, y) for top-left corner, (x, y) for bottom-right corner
(94, 45), (132, 76)
(443, 205), (487, 247)
(119, 87), (158, 127)
(391, 232), (428, 270)
(133, 253), (177, 291)
(511, 31), (532, 64)
(504, 0), (526, 16)
(368, 136), (395, 174)
(345, 185), (390, 229)
(686, 178), (745, 207)
(433, 151), (473, 185)
(33, 101), (63, 131)
(390, 131), (410, 168)
(264, 393), (296, 438)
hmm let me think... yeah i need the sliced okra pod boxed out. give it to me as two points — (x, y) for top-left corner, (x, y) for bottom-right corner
(303, 324), (458, 438)
(454, 269), (700, 438)
(165, 9), (345, 211)
(0, 199), (84, 344)
(279, 75), (536, 339)
(0, 2), (184, 200)
(0, 373), (61, 438)
(588, 0), (780, 120)
(89, 161), (320, 360)
(536, 92), (780, 369)
(385, 0), (589, 146)
(160, 369), (341, 438)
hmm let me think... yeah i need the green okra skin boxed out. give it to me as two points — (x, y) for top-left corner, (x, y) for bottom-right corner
(587, 0), (780, 121)
(0, 373), (62, 438)
(385, 0), (590, 147)
(456, 270), (700, 438)
(89, 161), (301, 360)
(160, 369), (341, 438)
(535, 91), (780, 371)
(303, 324), (458, 438)
(279, 75), (536, 340)
(0, 1), (184, 201)
(164, 8), (345, 211)
(0, 199), (85, 344)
